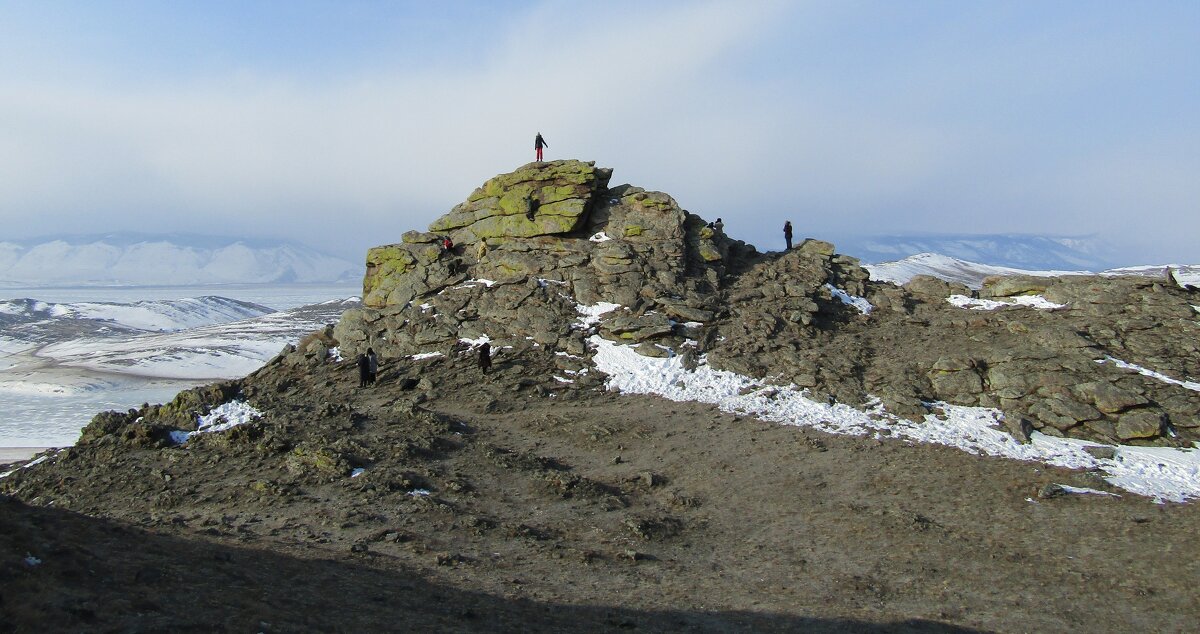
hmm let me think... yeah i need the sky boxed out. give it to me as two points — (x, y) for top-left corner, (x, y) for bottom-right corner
(0, 0), (1197, 265)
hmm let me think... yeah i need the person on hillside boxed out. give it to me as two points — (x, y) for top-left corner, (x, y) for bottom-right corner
(357, 352), (371, 388)
(784, 221), (793, 250)
(366, 347), (378, 384)
(441, 236), (454, 252)
(478, 342), (492, 374)
(534, 132), (548, 162)
(713, 218), (724, 233)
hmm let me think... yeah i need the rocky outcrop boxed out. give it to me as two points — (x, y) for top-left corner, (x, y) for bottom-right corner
(340, 159), (757, 361)
(338, 160), (1200, 447)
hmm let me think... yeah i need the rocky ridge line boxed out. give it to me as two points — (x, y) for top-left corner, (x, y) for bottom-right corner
(327, 160), (1199, 446)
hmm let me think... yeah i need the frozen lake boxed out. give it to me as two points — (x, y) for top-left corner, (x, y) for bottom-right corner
(0, 283), (358, 448)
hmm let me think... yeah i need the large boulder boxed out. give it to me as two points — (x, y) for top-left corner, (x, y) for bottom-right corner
(430, 160), (612, 242)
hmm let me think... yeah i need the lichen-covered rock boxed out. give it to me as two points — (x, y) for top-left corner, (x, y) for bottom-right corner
(429, 160), (610, 242)
(1116, 410), (1164, 440)
(339, 159), (1200, 447)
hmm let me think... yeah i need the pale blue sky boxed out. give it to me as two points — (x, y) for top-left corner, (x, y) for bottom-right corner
(1, 1), (1196, 264)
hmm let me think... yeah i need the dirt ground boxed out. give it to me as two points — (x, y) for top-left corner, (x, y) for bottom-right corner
(2, 346), (1197, 632)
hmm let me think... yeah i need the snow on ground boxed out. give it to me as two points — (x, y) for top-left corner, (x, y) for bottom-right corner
(1099, 357), (1200, 392)
(1105, 264), (1200, 287)
(1054, 484), (1120, 497)
(170, 400), (264, 444)
(866, 253), (1086, 288)
(947, 295), (1067, 310)
(868, 254), (1200, 290)
(589, 336), (1200, 503)
(576, 302), (621, 328)
(410, 352), (444, 361)
(0, 453), (51, 479)
(825, 284), (873, 314)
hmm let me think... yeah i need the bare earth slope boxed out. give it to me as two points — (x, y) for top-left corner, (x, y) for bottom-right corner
(2, 348), (1196, 632)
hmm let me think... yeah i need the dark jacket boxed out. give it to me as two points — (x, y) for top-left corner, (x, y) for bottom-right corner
(478, 342), (492, 372)
(358, 355), (371, 384)
(534, 134), (548, 150)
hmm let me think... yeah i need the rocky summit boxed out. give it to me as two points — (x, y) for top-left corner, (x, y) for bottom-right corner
(339, 160), (1199, 447)
(2, 161), (1199, 632)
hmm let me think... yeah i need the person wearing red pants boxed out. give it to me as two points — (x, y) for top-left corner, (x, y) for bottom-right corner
(534, 132), (548, 161)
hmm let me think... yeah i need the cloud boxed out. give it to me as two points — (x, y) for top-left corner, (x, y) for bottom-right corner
(0, 1), (1196, 266)
(0, 1), (788, 257)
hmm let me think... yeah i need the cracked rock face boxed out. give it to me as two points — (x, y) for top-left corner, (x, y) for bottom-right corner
(340, 161), (1200, 447)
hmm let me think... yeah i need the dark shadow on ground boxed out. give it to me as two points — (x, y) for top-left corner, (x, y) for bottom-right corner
(0, 496), (978, 633)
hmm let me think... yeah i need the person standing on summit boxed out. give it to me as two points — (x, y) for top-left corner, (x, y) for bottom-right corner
(534, 132), (548, 162)
(784, 221), (793, 250)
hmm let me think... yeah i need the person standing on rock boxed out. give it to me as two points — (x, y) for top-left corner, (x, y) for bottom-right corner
(367, 347), (378, 384)
(478, 342), (492, 374)
(357, 351), (371, 388)
(534, 132), (548, 162)
(784, 221), (793, 250)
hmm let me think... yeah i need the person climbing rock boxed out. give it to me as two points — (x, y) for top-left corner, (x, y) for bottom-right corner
(441, 236), (454, 252)
(478, 342), (492, 374)
(784, 221), (793, 250)
(713, 217), (723, 233)
(357, 352), (371, 388)
(367, 347), (378, 384)
(534, 132), (548, 162)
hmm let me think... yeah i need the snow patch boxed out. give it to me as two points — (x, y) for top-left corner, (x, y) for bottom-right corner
(454, 278), (496, 289)
(459, 334), (491, 346)
(947, 295), (1067, 310)
(589, 232), (612, 242)
(0, 453), (50, 479)
(1054, 484), (1120, 497)
(576, 302), (622, 328)
(171, 400), (264, 444)
(1099, 356), (1200, 392)
(410, 351), (444, 361)
(824, 284), (873, 314)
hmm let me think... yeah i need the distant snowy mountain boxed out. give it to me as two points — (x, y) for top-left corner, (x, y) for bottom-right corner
(834, 233), (1116, 270)
(865, 253), (1081, 288)
(0, 234), (358, 286)
(867, 252), (1200, 289)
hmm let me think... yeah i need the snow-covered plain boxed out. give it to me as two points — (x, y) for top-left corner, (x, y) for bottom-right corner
(0, 285), (357, 447)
